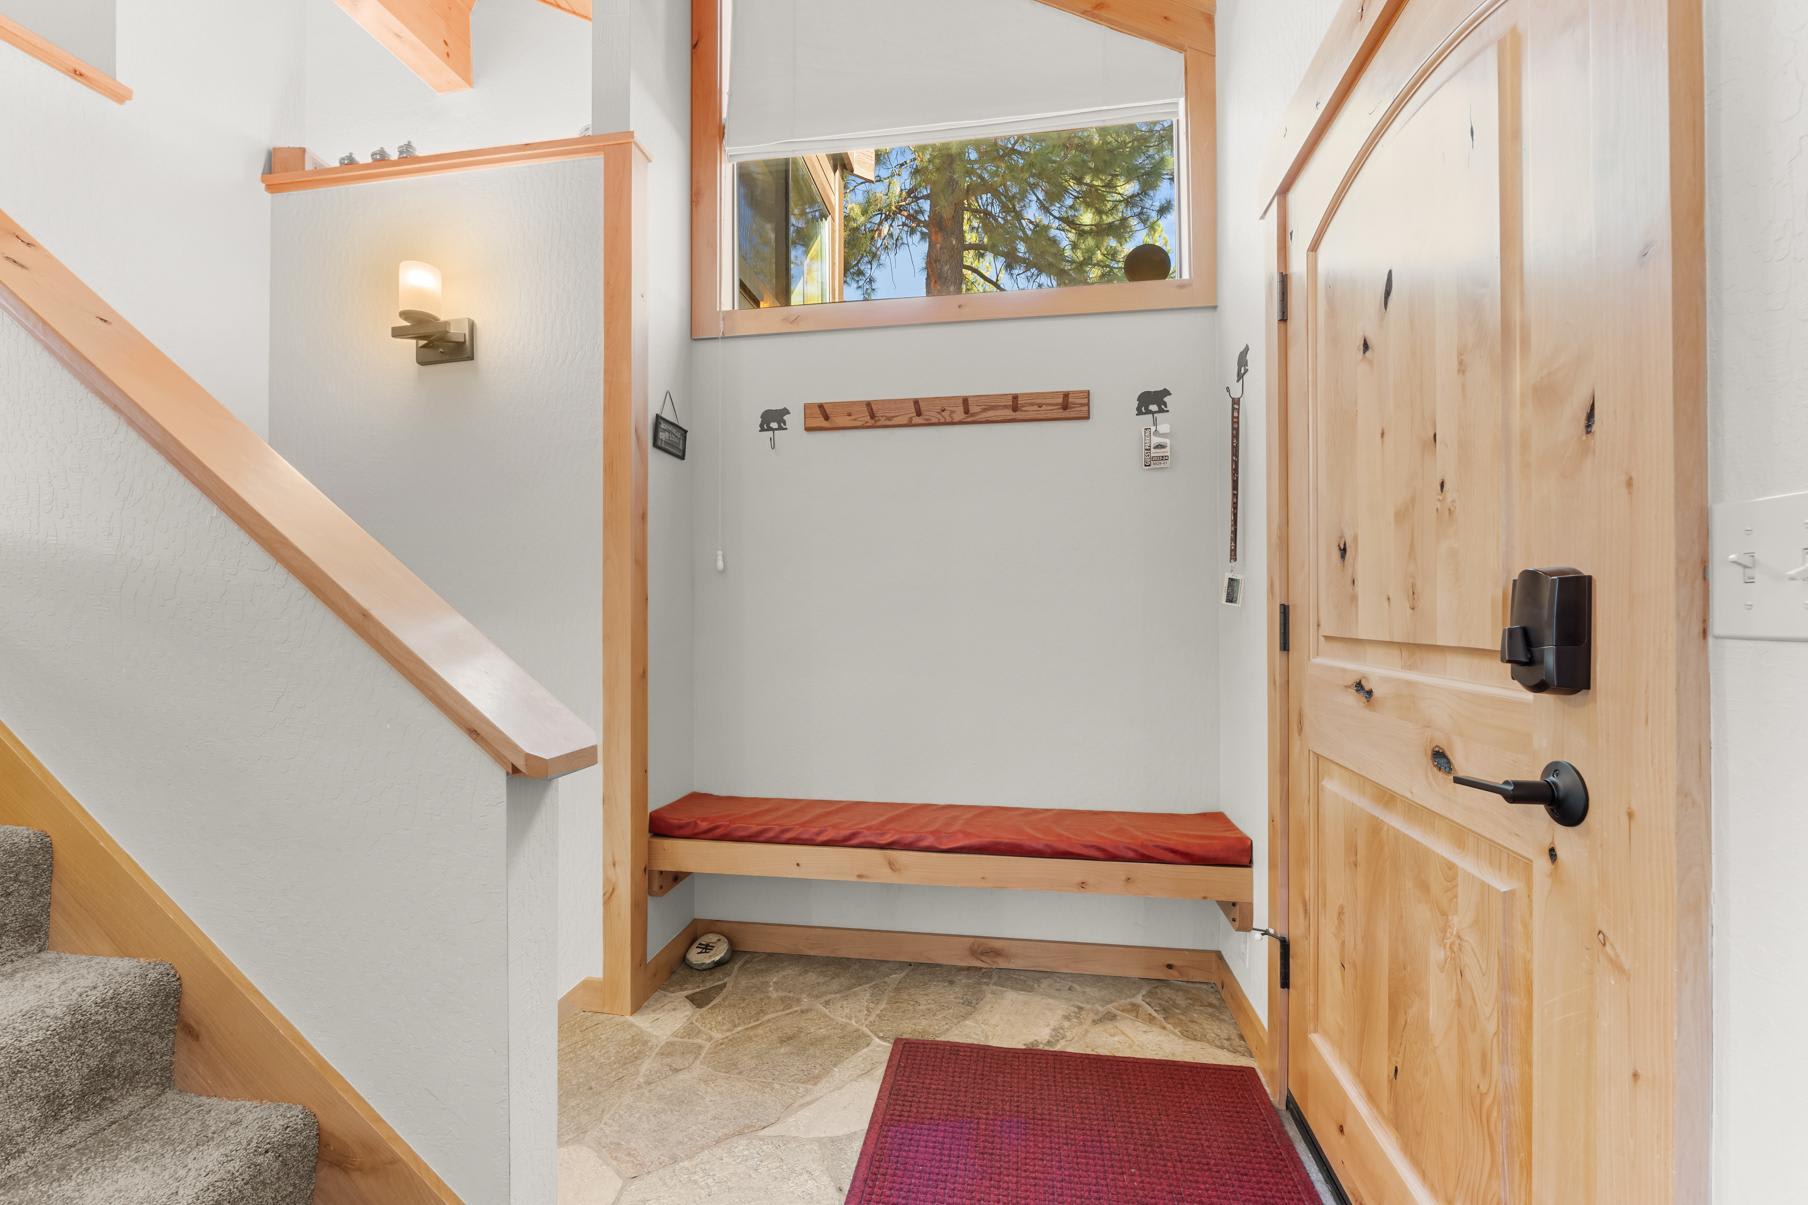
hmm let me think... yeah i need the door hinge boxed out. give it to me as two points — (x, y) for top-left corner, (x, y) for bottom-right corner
(1276, 272), (1290, 322)
(1255, 927), (1290, 990)
(1278, 602), (1291, 652)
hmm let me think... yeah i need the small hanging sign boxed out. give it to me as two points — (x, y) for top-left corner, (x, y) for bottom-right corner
(1142, 423), (1172, 469)
(653, 390), (688, 460)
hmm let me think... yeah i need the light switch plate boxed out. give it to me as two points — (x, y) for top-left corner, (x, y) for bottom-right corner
(1710, 489), (1808, 641)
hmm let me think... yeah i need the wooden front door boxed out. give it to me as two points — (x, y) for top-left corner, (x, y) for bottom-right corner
(1270, 0), (1708, 1201)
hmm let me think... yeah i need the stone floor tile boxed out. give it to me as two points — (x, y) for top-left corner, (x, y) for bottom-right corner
(689, 983), (805, 1037)
(1060, 1010), (1257, 1067)
(616, 1134), (848, 1205)
(559, 1018), (659, 1141)
(959, 986), (1093, 1049)
(759, 1068), (884, 1138)
(867, 963), (990, 1039)
(992, 968), (1152, 1008)
(1143, 981), (1253, 1055)
(702, 1006), (872, 1084)
(639, 1037), (705, 1083)
(581, 1067), (804, 1178)
(732, 953), (907, 999)
(558, 1144), (625, 1205)
(819, 975), (903, 1030)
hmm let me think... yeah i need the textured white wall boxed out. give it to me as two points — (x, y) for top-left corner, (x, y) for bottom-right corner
(0, 314), (553, 1203)
(0, 0), (304, 435)
(1210, 0), (1343, 1031)
(1705, 1), (1808, 1197)
(266, 160), (606, 995)
(689, 310), (1225, 950)
(302, 0), (590, 165)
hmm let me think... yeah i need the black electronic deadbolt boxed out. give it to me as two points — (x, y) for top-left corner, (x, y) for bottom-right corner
(1499, 567), (1592, 694)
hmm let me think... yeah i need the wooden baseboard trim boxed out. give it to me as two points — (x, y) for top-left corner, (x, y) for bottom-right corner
(0, 720), (455, 1203)
(558, 976), (607, 1021)
(1213, 950), (1269, 1083)
(700, 919), (1223, 985)
(567, 920), (699, 1019)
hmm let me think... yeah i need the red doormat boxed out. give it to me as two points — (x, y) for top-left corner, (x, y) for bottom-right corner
(846, 1040), (1320, 1204)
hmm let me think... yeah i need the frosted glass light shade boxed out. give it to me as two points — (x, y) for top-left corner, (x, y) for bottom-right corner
(398, 261), (443, 323)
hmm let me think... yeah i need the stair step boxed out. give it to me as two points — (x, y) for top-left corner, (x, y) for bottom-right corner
(0, 952), (179, 1171)
(0, 828), (51, 967)
(0, 1090), (318, 1205)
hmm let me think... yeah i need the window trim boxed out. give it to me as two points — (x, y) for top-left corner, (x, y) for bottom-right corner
(689, 0), (1218, 339)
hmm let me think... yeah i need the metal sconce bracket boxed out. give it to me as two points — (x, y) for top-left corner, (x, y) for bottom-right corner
(391, 317), (475, 366)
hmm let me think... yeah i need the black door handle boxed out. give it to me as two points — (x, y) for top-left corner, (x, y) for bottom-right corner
(1452, 760), (1588, 827)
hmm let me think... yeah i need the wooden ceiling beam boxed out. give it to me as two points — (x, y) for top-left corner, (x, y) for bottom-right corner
(333, 0), (475, 92)
(1031, 0), (1214, 55)
(534, 0), (592, 17)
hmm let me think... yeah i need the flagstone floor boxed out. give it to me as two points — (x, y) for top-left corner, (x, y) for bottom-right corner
(557, 951), (1335, 1204)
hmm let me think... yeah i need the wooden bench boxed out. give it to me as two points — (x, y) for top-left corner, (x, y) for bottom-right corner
(646, 793), (1255, 927)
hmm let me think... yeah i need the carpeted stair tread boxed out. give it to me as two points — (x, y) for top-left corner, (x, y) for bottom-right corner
(0, 1090), (319, 1205)
(0, 951), (180, 1171)
(0, 827), (52, 967)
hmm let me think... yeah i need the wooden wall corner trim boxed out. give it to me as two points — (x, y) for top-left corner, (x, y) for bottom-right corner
(331, 0), (475, 93)
(600, 142), (653, 1016)
(0, 207), (596, 781)
(0, 720), (457, 1204)
(0, 14), (131, 103)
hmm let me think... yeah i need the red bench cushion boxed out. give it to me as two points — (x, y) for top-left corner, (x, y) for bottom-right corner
(649, 793), (1252, 867)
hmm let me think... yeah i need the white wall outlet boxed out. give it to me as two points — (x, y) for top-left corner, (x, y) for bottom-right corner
(1142, 423), (1171, 470)
(1711, 489), (1808, 641)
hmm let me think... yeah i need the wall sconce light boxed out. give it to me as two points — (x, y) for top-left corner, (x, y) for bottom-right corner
(390, 260), (474, 366)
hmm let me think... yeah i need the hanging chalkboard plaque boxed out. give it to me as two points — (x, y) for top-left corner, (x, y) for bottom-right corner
(653, 390), (688, 460)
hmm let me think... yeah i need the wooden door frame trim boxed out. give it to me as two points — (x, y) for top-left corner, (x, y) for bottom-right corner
(689, 0), (1217, 341)
(1261, 204), (1291, 1106)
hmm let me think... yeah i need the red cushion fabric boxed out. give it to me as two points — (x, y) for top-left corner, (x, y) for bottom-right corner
(648, 793), (1252, 867)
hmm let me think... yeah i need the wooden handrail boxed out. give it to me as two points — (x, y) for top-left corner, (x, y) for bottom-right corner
(0, 209), (598, 779)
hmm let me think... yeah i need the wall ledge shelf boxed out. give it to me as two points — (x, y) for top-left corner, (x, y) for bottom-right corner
(261, 132), (648, 194)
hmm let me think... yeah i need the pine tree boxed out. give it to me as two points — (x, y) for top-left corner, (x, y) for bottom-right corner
(843, 121), (1176, 299)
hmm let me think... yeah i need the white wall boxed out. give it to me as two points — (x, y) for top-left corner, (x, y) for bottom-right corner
(1705, 1), (1808, 1197)
(0, 0), (304, 435)
(1209, 0), (1343, 1028)
(690, 310), (1225, 950)
(266, 159), (606, 995)
(302, 0), (590, 164)
(0, 313), (555, 1204)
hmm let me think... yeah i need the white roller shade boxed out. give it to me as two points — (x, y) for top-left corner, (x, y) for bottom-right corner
(723, 0), (1184, 162)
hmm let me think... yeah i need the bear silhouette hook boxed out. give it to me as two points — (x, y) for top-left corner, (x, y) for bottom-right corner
(757, 406), (790, 450)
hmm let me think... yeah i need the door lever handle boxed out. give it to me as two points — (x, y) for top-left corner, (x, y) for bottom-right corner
(1453, 760), (1588, 827)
